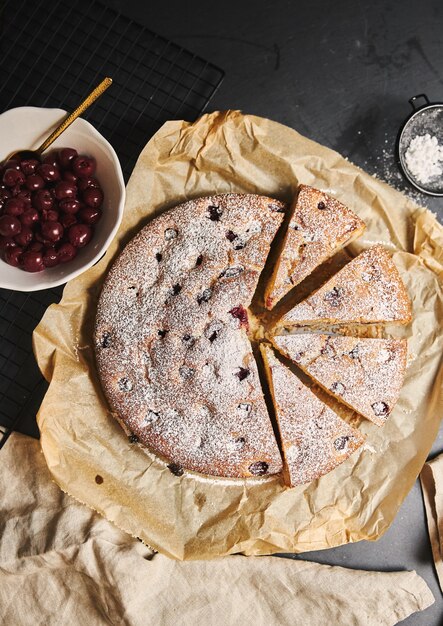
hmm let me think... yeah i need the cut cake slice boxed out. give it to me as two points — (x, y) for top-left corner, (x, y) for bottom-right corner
(273, 334), (407, 427)
(260, 344), (364, 487)
(280, 245), (412, 328)
(264, 185), (365, 309)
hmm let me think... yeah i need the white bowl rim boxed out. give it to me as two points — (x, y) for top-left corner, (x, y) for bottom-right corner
(0, 106), (125, 292)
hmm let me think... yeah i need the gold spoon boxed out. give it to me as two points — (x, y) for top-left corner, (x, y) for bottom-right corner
(5, 77), (112, 162)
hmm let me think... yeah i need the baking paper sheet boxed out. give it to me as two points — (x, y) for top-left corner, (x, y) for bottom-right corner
(33, 111), (443, 559)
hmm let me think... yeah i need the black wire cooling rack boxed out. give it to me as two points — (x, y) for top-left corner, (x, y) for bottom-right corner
(0, 0), (224, 448)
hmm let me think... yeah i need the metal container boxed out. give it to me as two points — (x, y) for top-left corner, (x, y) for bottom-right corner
(397, 94), (443, 196)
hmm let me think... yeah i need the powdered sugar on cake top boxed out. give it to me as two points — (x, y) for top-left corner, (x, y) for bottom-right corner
(265, 185), (365, 308)
(95, 194), (285, 478)
(281, 245), (411, 326)
(273, 334), (407, 426)
(260, 345), (364, 486)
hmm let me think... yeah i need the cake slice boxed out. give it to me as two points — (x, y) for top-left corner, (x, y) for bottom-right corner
(260, 344), (364, 487)
(273, 334), (407, 426)
(279, 245), (412, 328)
(264, 185), (365, 309)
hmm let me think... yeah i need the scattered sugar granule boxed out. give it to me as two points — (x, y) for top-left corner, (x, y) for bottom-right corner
(404, 133), (443, 185)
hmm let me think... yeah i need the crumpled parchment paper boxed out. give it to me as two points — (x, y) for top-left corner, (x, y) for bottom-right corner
(33, 110), (443, 559)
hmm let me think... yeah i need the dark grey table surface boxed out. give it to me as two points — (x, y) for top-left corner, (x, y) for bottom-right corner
(5, 0), (441, 623)
(108, 1), (443, 624)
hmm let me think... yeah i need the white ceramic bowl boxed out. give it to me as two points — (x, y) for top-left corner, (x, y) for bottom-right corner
(0, 107), (125, 291)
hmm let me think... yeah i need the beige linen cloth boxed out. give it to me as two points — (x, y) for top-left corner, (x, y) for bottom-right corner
(0, 433), (434, 625)
(421, 453), (443, 593)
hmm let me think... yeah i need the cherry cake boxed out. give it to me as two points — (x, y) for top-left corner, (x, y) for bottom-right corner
(94, 188), (411, 485)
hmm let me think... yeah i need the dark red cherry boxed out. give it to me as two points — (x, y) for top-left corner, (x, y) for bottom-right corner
(62, 170), (78, 184)
(20, 209), (39, 227)
(14, 226), (33, 247)
(58, 242), (77, 263)
(22, 250), (44, 272)
(42, 152), (59, 168)
(72, 155), (96, 178)
(0, 188), (11, 205)
(3, 168), (25, 187)
(4, 198), (25, 216)
(58, 148), (78, 169)
(33, 189), (54, 211)
(79, 206), (102, 224)
(248, 461), (269, 476)
(0, 215), (21, 236)
(60, 213), (77, 229)
(10, 184), (23, 197)
(41, 221), (63, 242)
(68, 223), (92, 247)
(15, 189), (32, 206)
(0, 236), (17, 252)
(42, 209), (59, 222)
(38, 163), (60, 182)
(82, 186), (103, 208)
(59, 198), (81, 214)
(54, 181), (77, 200)
(42, 247), (59, 267)
(25, 174), (45, 191)
(3, 159), (21, 171)
(4, 246), (23, 267)
(77, 176), (100, 192)
(229, 305), (249, 329)
(20, 158), (40, 176)
(28, 241), (43, 252)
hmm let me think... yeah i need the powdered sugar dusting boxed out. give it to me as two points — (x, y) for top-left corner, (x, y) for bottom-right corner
(274, 334), (407, 426)
(282, 245), (411, 326)
(95, 193), (285, 478)
(266, 185), (365, 308)
(261, 345), (364, 486)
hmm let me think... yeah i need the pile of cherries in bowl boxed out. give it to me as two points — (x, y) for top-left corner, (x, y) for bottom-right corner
(0, 148), (104, 272)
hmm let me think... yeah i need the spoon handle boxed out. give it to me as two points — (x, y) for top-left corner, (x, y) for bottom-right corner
(36, 77), (113, 154)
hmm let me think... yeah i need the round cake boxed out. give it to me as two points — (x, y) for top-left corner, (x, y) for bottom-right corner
(95, 187), (411, 485)
(94, 193), (286, 478)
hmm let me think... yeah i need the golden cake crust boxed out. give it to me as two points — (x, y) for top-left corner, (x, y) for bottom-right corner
(260, 345), (364, 487)
(273, 334), (407, 426)
(280, 245), (412, 327)
(265, 185), (365, 309)
(95, 194), (286, 478)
